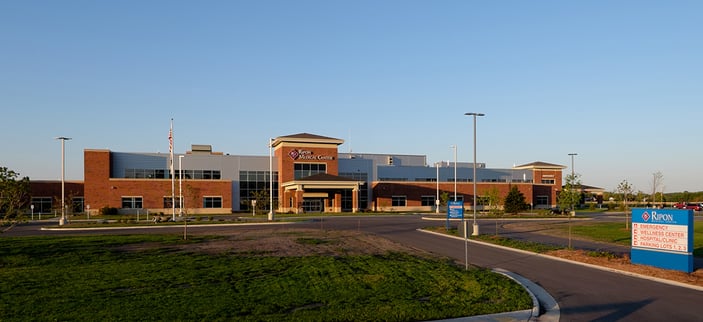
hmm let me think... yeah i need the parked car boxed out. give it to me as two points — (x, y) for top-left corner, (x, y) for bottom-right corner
(549, 206), (569, 215)
(673, 203), (702, 211)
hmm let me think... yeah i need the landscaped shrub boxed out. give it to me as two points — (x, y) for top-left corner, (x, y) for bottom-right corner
(99, 206), (118, 215)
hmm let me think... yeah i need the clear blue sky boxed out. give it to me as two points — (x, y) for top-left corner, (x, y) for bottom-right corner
(2, 1), (702, 193)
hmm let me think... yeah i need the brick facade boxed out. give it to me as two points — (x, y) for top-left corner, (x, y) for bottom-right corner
(83, 149), (231, 215)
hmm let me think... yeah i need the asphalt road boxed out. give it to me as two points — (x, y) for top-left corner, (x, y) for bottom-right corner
(3, 215), (702, 321)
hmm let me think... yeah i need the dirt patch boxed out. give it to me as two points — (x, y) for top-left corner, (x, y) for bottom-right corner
(191, 228), (427, 257)
(117, 228), (431, 258)
(544, 249), (703, 287)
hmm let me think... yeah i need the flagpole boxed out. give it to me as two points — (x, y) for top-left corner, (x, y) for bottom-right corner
(170, 118), (176, 221)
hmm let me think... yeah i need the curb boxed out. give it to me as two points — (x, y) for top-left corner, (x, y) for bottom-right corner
(419, 229), (703, 293)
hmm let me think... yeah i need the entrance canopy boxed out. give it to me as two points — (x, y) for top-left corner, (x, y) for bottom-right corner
(281, 173), (364, 213)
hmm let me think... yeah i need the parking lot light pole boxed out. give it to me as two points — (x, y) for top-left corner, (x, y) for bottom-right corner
(465, 113), (484, 237)
(268, 138), (275, 221)
(567, 153), (577, 249)
(451, 145), (457, 201)
(436, 163), (440, 214)
(56, 137), (71, 226)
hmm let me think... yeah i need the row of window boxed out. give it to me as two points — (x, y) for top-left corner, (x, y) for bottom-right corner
(120, 196), (222, 209)
(294, 163), (326, 179)
(124, 169), (222, 180)
(30, 197), (84, 213)
(381, 178), (546, 184)
(395, 195), (550, 207)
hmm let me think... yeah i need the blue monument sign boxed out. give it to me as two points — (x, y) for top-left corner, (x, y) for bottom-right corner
(631, 208), (693, 273)
(447, 201), (464, 219)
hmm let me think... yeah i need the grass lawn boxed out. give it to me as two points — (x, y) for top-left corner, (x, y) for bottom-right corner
(0, 233), (531, 321)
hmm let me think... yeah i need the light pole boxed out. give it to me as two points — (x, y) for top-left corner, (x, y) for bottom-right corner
(465, 113), (484, 236)
(56, 136), (71, 226)
(435, 163), (440, 214)
(179, 155), (184, 216)
(451, 145), (457, 201)
(268, 138), (275, 221)
(179, 155), (187, 240)
(567, 153), (577, 249)
(568, 153), (577, 178)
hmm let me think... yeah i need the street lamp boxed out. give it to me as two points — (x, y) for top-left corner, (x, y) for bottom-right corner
(568, 153), (577, 177)
(435, 163), (440, 214)
(465, 113), (484, 237)
(451, 145), (457, 201)
(179, 155), (187, 240)
(179, 155), (184, 216)
(567, 153), (577, 249)
(55, 136), (71, 226)
(268, 138), (275, 221)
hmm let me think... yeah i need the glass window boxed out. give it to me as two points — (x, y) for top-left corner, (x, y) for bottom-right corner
(239, 170), (278, 211)
(294, 163), (326, 179)
(121, 197), (143, 209)
(391, 196), (406, 207)
(536, 195), (549, 205)
(541, 179), (555, 185)
(204, 197), (222, 208)
(72, 197), (84, 213)
(421, 196), (435, 206)
(31, 197), (52, 213)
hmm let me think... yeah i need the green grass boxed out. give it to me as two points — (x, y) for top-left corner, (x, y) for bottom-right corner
(473, 235), (564, 253)
(0, 234), (531, 321)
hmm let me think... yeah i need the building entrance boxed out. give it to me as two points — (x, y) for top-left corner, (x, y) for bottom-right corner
(302, 199), (323, 213)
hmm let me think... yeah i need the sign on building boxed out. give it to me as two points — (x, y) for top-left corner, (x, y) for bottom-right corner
(631, 208), (693, 273)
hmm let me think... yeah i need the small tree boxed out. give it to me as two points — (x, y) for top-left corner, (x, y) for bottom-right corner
(250, 190), (271, 214)
(485, 187), (503, 216)
(651, 171), (663, 207)
(617, 180), (633, 229)
(0, 166), (30, 220)
(559, 174), (581, 214)
(485, 187), (504, 235)
(504, 186), (528, 215)
(439, 192), (450, 207)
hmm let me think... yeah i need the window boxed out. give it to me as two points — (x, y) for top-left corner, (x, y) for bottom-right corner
(239, 171), (278, 211)
(536, 196), (549, 206)
(163, 197), (182, 208)
(121, 197), (143, 209)
(203, 197), (222, 208)
(294, 163), (326, 179)
(31, 197), (52, 213)
(124, 169), (166, 179)
(339, 172), (369, 210)
(72, 197), (84, 213)
(541, 179), (555, 185)
(421, 196), (436, 206)
(391, 196), (406, 207)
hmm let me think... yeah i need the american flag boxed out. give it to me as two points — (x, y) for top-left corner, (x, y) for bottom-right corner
(168, 127), (173, 153)
(169, 119), (174, 176)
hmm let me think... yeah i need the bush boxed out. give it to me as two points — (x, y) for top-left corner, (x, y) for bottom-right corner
(99, 206), (118, 215)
